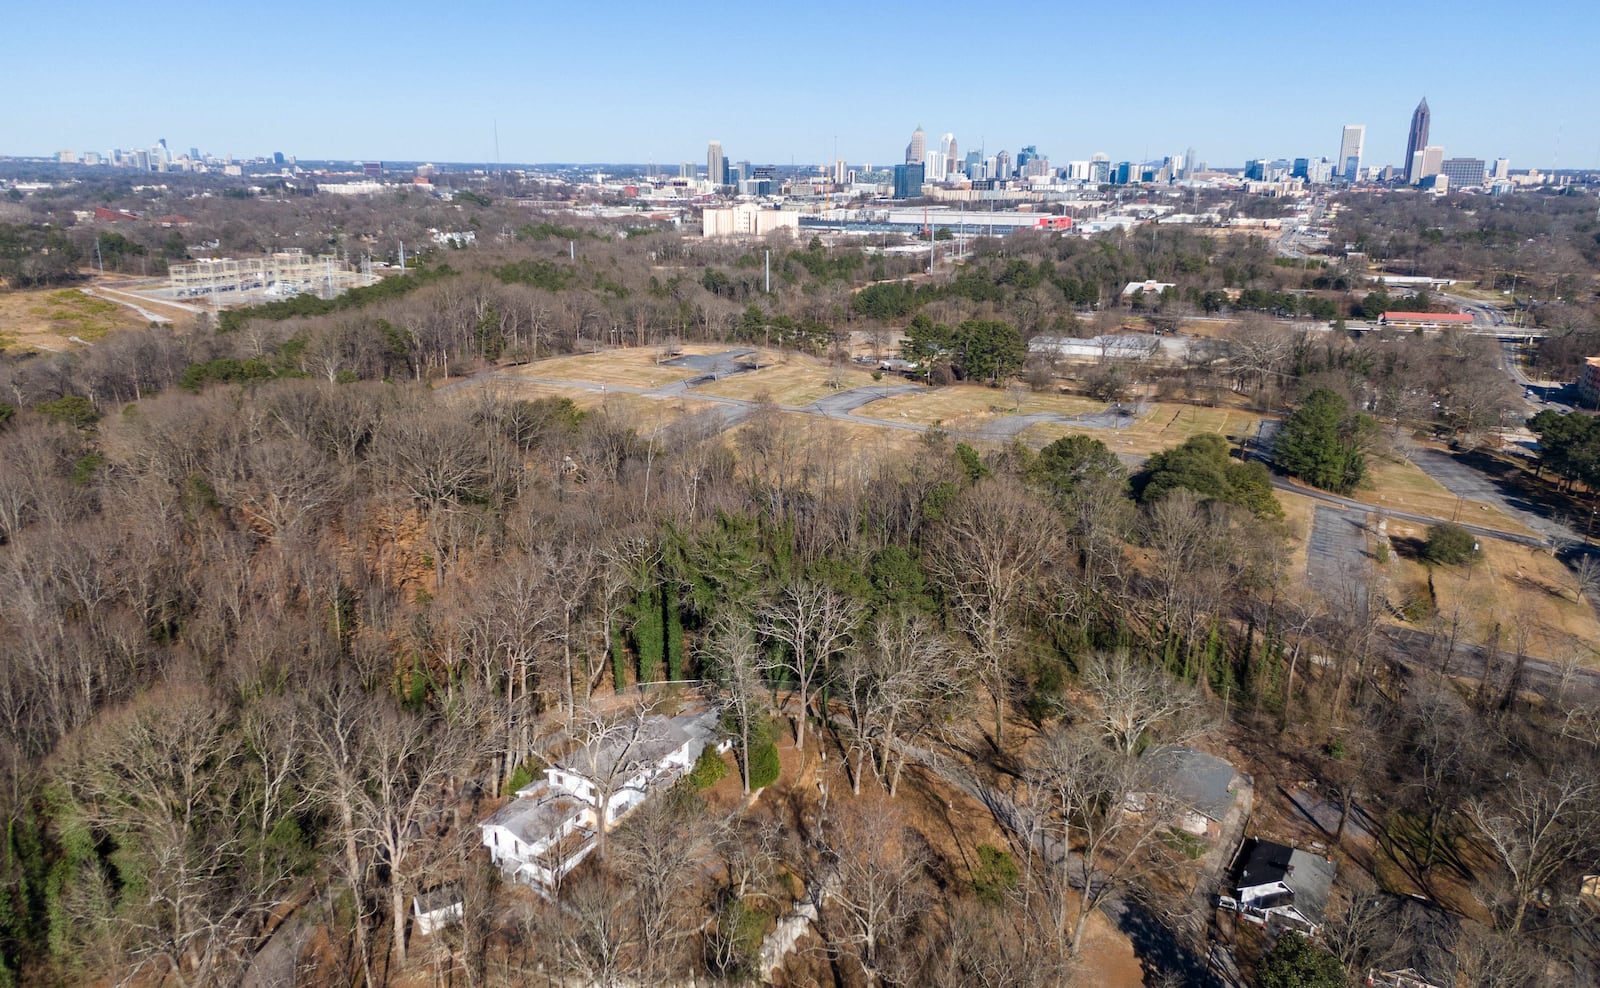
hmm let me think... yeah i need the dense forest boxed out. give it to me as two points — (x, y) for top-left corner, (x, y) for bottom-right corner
(0, 184), (1598, 986)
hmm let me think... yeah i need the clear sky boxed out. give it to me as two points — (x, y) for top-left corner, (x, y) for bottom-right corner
(8, 0), (1598, 170)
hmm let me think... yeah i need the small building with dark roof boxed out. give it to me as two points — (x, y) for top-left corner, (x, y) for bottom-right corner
(1226, 838), (1336, 934)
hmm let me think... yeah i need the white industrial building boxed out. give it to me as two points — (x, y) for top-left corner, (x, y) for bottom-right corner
(702, 202), (801, 238)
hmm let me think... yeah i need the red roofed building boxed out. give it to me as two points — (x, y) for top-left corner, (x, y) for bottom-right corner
(93, 207), (140, 222)
(1379, 311), (1475, 329)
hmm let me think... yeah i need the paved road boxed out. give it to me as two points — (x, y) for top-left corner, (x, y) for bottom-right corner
(1402, 443), (1572, 544)
(1270, 475), (1549, 550)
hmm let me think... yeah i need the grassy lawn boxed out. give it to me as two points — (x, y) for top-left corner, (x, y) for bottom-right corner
(1382, 518), (1600, 665)
(1356, 454), (1533, 535)
(861, 385), (1103, 428)
(1276, 490), (1319, 579)
(695, 352), (880, 405)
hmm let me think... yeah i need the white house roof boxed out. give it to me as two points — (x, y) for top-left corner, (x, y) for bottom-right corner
(484, 781), (585, 844)
(559, 714), (691, 780)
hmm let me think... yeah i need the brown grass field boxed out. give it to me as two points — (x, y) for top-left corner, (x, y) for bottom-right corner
(1356, 453), (1533, 536)
(0, 286), (149, 350)
(694, 350), (881, 405)
(1382, 518), (1600, 664)
(1021, 401), (1267, 457)
(859, 385), (1104, 429)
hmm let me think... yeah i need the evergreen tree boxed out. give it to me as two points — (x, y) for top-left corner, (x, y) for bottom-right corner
(1275, 388), (1371, 495)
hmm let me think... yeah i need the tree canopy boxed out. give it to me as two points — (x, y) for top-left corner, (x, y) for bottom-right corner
(1275, 388), (1372, 495)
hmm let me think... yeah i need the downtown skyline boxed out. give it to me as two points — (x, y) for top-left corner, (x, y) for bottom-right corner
(6, 0), (1597, 169)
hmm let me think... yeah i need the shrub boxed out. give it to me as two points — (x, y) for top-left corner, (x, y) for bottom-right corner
(1423, 523), (1476, 566)
(971, 844), (1020, 904)
(745, 738), (780, 791)
(687, 746), (728, 790)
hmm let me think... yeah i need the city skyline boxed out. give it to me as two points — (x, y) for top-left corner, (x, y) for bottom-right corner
(6, 0), (1597, 168)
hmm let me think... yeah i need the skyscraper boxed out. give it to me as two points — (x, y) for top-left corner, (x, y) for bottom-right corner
(707, 141), (725, 187)
(905, 126), (926, 166)
(1403, 99), (1429, 184)
(943, 134), (958, 177)
(1338, 125), (1365, 181)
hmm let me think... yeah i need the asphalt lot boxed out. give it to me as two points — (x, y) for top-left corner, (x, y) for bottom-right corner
(1305, 504), (1370, 599)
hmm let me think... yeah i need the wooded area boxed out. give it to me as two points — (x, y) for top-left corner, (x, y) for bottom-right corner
(1, 180), (1599, 986)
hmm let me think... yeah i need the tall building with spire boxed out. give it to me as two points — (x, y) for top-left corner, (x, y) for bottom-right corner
(1338, 124), (1365, 180)
(905, 126), (926, 166)
(1403, 99), (1429, 184)
(943, 134), (958, 177)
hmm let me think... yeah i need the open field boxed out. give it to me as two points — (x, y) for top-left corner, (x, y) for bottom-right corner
(505, 347), (712, 389)
(861, 385), (1103, 429)
(694, 350), (881, 405)
(1383, 518), (1600, 665)
(0, 286), (149, 350)
(475, 375), (728, 426)
(1357, 453), (1534, 536)
(1022, 401), (1267, 457)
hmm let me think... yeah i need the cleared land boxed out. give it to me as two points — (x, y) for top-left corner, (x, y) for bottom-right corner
(505, 346), (712, 389)
(695, 350), (881, 405)
(1022, 401), (1266, 457)
(861, 385), (1103, 429)
(1357, 453), (1534, 536)
(0, 286), (150, 350)
(1382, 518), (1600, 664)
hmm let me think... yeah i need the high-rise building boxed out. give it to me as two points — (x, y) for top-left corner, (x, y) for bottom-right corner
(994, 149), (1011, 179)
(1183, 147), (1196, 180)
(1441, 158), (1486, 188)
(1403, 98), (1430, 184)
(944, 134), (958, 177)
(1492, 157), (1511, 180)
(1410, 145), (1445, 184)
(964, 150), (983, 180)
(892, 163), (925, 199)
(905, 126), (926, 166)
(707, 141), (725, 187)
(925, 146), (946, 183)
(1339, 125), (1365, 180)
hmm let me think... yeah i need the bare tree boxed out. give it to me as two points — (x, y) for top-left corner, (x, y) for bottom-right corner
(610, 792), (718, 982)
(816, 797), (929, 987)
(758, 579), (864, 760)
(701, 613), (775, 795)
(926, 476), (1061, 746)
(1021, 723), (1181, 956)
(1081, 650), (1209, 756)
(1466, 767), (1599, 933)
(838, 609), (975, 796)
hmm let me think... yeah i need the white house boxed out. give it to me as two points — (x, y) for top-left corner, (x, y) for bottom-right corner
(480, 710), (721, 889)
(1222, 838), (1336, 934)
(411, 887), (464, 936)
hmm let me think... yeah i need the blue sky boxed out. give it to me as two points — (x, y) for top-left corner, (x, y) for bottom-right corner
(8, 0), (1598, 170)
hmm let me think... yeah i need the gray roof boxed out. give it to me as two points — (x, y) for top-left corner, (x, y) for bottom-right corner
(483, 781), (584, 843)
(559, 714), (691, 780)
(1235, 839), (1337, 924)
(1284, 849), (1336, 924)
(1143, 745), (1239, 822)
